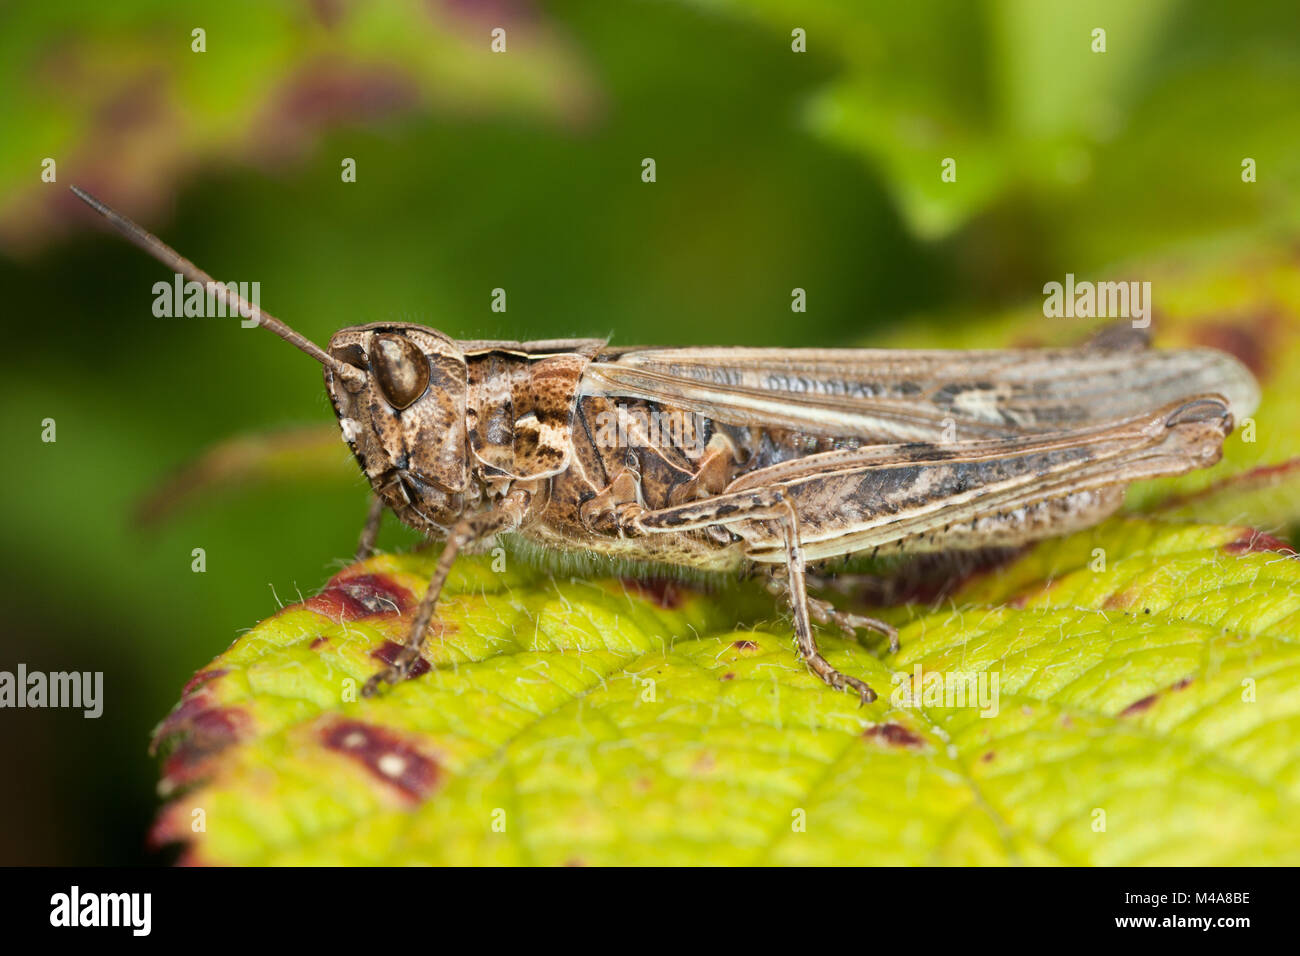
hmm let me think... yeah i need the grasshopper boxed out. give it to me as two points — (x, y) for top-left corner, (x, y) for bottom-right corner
(71, 186), (1259, 703)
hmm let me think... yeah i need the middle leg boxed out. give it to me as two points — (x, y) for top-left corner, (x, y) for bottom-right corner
(617, 488), (881, 703)
(764, 568), (899, 654)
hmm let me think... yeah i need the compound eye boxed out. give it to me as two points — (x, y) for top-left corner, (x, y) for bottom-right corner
(370, 333), (431, 410)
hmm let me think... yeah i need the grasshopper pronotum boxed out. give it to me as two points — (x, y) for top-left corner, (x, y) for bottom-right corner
(72, 186), (1259, 703)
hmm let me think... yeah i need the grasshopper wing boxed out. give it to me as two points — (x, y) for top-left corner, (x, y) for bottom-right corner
(581, 344), (1258, 442)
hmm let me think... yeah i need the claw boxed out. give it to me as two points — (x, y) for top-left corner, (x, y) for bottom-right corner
(848, 678), (876, 706)
(806, 593), (900, 654)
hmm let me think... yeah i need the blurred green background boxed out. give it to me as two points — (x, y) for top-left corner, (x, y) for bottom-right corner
(1, 0), (1297, 864)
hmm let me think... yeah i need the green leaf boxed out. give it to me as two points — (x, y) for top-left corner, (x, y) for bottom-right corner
(152, 515), (1300, 865)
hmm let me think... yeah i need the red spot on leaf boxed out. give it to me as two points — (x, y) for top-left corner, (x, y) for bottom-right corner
(147, 805), (201, 857)
(1171, 676), (1194, 691)
(153, 694), (251, 789)
(1156, 458), (1300, 515)
(1223, 530), (1294, 555)
(1120, 694), (1157, 717)
(863, 723), (925, 748)
(370, 641), (433, 679)
(322, 719), (441, 801)
(307, 572), (414, 621)
(1226, 459), (1300, 484)
(720, 672), (736, 681)
(180, 668), (226, 696)
(149, 677), (252, 852)
(623, 577), (687, 609)
(1103, 589), (1137, 610)
(731, 640), (759, 651)
(981, 751), (996, 763)
(1190, 311), (1279, 379)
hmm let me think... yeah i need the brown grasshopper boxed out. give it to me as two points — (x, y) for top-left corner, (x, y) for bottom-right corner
(71, 186), (1259, 703)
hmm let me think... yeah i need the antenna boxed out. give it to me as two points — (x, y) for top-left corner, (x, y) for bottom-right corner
(68, 185), (365, 388)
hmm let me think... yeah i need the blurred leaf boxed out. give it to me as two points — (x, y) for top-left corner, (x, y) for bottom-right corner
(0, 0), (596, 252)
(687, 0), (1300, 256)
(1153, 460), (1300, 533)
(134, 423), (348, 527)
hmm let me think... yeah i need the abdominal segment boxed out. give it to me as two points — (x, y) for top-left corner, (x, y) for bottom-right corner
(857, 485), (1127, 556)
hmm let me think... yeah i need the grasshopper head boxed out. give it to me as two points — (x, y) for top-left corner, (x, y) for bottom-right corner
(325, 323), (472, 533)
(62, 188), (476, 535)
